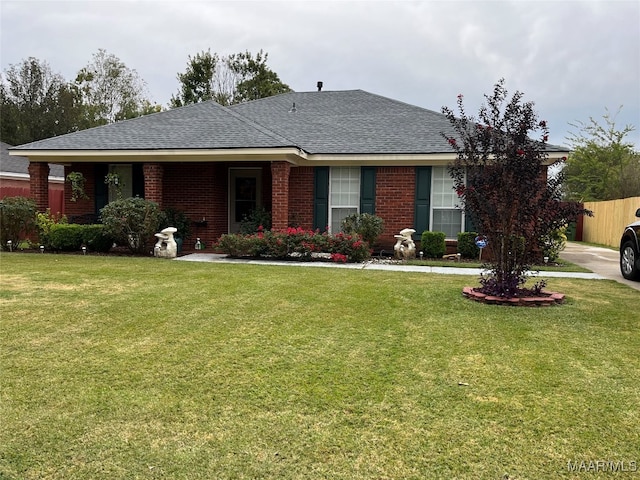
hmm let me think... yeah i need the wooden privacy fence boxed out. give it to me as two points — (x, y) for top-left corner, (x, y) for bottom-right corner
(582, 197), (640, 248)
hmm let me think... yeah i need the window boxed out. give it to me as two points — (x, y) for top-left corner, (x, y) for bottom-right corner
(431, 166), (463, 239)
(329, 167), (360, 233)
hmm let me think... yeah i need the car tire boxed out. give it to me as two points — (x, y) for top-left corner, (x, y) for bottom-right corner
(620, 240), (640, 281)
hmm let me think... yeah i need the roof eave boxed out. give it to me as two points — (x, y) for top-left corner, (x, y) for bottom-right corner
(8, 147), (306, 164)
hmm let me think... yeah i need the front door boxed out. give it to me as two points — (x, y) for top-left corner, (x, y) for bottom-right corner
(229, 168), (262, 233)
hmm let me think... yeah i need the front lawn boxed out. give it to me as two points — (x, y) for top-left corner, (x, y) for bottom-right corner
(0, 254), (638, 479)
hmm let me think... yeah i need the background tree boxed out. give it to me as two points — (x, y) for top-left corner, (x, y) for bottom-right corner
(0, 57), (82, 145)
(563, 108), (640, 201)
(170, 49), (291, 108)
(75, 49), (156, 126)
(170, 50), (221, 107)
(442, 79), (589, 298)
(228, 50), (292, 104)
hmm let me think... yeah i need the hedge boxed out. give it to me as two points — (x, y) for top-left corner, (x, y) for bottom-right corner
(48, 224), (113, 252)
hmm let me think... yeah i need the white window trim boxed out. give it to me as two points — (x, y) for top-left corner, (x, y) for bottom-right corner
(430, 166), (465, 240)
(328, 167), (360, 234)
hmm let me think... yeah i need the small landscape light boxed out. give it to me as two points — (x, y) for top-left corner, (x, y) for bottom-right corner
(82, 246), (87, 255)
(40, 245), (45, 253)
(7, 240), (12, 252)
(419, 251), (424, 260)
(544, 256), (549, 264)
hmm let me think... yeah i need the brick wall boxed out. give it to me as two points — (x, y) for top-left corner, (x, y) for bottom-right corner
(28, 162), (49, 212)
(375, 166), (416, 249)
(270, 161), (291, 231)
(289, 166), (314, 229)
(64, 164), (97, 218)
(163, 163), (226, 247)
(143, 163), (163, 207)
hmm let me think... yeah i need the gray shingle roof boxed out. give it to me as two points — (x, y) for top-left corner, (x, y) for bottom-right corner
(229, 90), (457, 154)
(12, 100), (294, 151)
(9, 90), (567, 155)
(10, 90), (459, 155)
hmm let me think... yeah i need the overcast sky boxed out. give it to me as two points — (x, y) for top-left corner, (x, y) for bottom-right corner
(1, 0), (639, 148)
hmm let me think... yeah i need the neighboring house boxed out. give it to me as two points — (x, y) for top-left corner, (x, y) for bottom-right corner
(1, 141), (65, 214)
(8, 89), (569, 249)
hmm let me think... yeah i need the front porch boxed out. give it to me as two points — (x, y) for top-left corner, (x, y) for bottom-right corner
(29, 160), (309, 248)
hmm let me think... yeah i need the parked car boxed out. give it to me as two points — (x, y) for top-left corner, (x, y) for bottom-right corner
(620, 208), (640, 281)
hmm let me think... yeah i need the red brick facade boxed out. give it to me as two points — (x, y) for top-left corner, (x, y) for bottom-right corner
(28, 162), (49, 212)
(43, 161), (430, 250)
(63, 164), (97, 218)
(288, 166), (314, 229)
(270, 161), (291, 231)
(143, 163), (163, 207)
(375, 167), (416, 248)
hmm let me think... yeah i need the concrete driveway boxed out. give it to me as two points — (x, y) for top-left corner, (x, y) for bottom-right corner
(560, 242), (640, 291)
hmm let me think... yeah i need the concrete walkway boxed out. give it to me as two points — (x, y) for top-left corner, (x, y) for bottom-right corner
(176, 251), (605, 281)
(560, 241), (640, 291)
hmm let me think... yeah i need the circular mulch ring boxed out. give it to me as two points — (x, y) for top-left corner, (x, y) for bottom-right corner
(462, 286), (565, 306)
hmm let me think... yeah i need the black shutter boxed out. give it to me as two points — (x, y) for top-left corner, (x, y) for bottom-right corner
(414, 166), (432, 236)
(360, 167), (376, 215)
(313, 167), (329, 232)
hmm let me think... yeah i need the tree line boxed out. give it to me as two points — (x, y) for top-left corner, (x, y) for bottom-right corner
(0, 48), (290, 146)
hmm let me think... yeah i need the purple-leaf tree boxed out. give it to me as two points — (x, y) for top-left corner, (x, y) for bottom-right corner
(442, 79), (590, 298)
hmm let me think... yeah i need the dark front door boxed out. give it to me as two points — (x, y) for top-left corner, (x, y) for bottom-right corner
(229, 168), (262, 233)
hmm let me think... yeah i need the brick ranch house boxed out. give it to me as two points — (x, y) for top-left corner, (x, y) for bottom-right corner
(9, 89), (569, 251)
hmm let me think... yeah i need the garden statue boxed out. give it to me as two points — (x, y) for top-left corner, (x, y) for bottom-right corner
(394, 228), (416, 259)
(154, 227), (178, 258)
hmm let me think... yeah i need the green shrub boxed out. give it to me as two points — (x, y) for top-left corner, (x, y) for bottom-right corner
(49, 224), (85, 251)
(340, 213), (384, 247)
(239, 207), (272, 234)
(82, 224), (114, 253)
(420, 231), (446, 258)
(540, 226), (567, 262)
(159, 207), (191, 240)
(216, 233), (266, 257)
(100, 197), (162, 254)
(216, 228), (371, 263)
(0, 196), (37, 250)
(457, 232), (479, 259)
(36, 210), (68, 249)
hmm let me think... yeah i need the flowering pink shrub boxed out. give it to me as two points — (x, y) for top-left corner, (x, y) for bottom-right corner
(330, 253), (348, 263)
(216, 227), (372, 262)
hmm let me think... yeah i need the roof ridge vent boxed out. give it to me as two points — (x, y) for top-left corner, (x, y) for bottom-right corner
(289, 102), (297, 113)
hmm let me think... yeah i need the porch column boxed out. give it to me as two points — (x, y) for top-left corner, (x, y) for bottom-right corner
(271, 161), (291, 231)
(143, 163), (163, 208)
(28, 161), (50, 212)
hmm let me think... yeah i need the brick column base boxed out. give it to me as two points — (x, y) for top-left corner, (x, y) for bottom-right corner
(271, 161), (291, 231)
(28, 162), (50, 212)
(143, 163), (164, 208)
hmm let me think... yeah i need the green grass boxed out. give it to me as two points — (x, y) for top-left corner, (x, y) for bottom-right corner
(1, 254), (638, 479)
